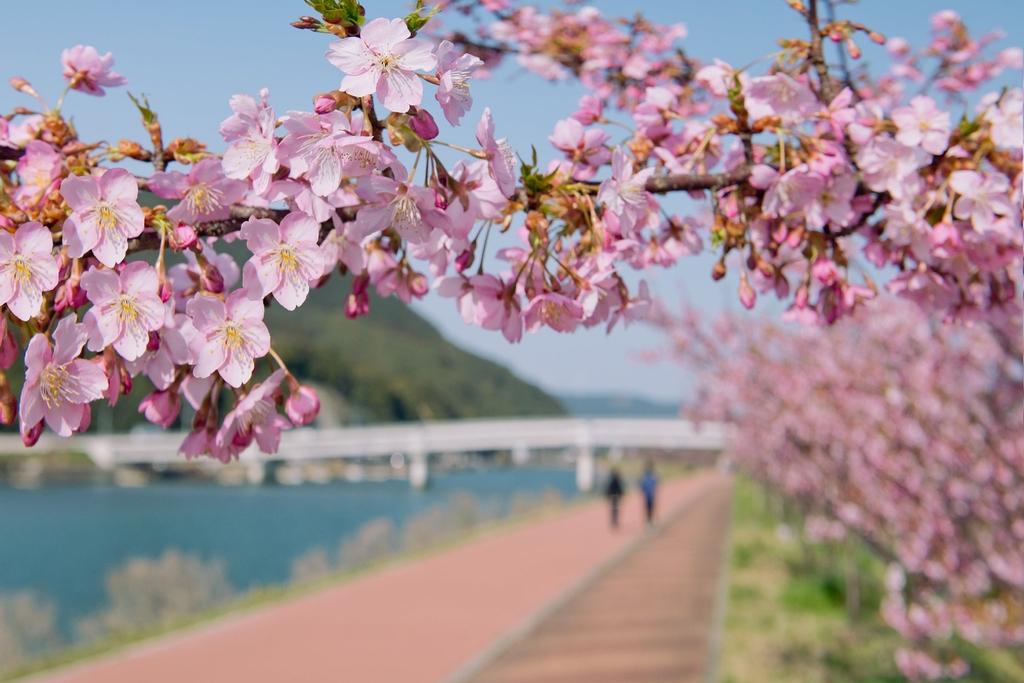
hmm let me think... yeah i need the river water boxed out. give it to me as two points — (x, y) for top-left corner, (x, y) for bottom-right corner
(0, 467), (579, 634)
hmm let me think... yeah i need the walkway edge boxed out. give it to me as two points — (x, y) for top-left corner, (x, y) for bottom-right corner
(443, 481), (714, 683)
(703, 478), (734, 683)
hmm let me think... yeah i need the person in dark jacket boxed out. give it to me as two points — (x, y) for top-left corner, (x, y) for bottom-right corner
(641, 461), (659, 524)
(605, 467), (624, 529)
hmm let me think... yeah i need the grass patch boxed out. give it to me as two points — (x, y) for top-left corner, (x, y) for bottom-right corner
(719, 476), (1024, 683)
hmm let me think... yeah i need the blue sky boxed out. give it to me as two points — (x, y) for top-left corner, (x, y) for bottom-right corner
(1, 1), (1020, 402)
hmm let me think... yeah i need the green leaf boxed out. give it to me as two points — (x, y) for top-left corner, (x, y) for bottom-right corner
(127, 92), (157, 126)
(405, 2), (439, 34)
(305, 0), (362, 26)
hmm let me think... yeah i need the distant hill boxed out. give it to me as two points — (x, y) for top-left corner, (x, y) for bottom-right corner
(557, 393), (679, 418)
(263, 278), (565, 423)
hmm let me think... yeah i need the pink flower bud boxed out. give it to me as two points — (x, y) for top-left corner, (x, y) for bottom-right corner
(408, 107), (439, 140)
(846, 38), (861, 60)
(314, 94), (339, 114)
(409, 273), (429, 297)
(158, 279), (173, 303)
(139, 389), (181, 428)
(455, 248), (474, 272)
(345, 290), (369, 319)
(54, 280), (87, 314)
(21, 420), (43, 447)
(0, 320), (17, 370)
(285, 385), (320, 426)
(433, 189), (448, 210)
(200, 262), (225, 294)
(738, 274), (756, 310)
(147, 330), (162, 352)
(120, 365), (133, 397)
(812, 257), (840, 286)
(171, 224), (198, 250)
(9, 77), (39, 98)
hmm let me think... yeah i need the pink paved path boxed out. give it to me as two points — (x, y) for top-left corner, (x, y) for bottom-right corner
(25, 471), (720, 683)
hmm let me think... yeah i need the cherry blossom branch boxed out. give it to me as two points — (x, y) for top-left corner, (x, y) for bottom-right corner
(126, 205), (358, 252)
(804, 0), (836, 102)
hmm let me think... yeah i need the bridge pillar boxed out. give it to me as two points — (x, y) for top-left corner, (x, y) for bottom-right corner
(575, 445), (595, 492)
(245, 460), (268, 485)
(511, 443), (530, 466)
(409, 451), (429, 490)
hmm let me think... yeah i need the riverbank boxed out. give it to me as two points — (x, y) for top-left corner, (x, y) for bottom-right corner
(11, 470), (722, 683)
(0, 467), (584, 676)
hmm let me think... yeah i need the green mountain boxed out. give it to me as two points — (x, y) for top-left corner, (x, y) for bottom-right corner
(263, 278), (565, 422)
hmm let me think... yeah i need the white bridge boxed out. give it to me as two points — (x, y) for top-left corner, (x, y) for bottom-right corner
(1, 417), (728, 490)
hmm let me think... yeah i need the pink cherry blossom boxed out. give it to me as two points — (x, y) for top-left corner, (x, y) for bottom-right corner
(949, 170), (1014, 232)
(149, 158), (246, 225)
(240, 212), (325, 310)
(0, 221), (59, 321)
(326, 17), (436, 113)
(14, 141), (61, 210)
(476, 108), (518, 198)
(215, 369), (291, 457)
(276, 110), (379, 197)
(434, 40), (483, 125)
(597, 149), (655, 235)
(978, 89), (1023, 149)
(523, 292), (583, 333)
(856, 135), (929, 199)
(892, 96), (951, 155)
(60, 168), (144, 267)
(354, 175), (450, 245)
(548, 118), (610, 180)
(125, 310), (194, 390)
(220, 89), (279, 195)
(571, 95), (604, 125)
(186, 290), (270, 387)
(744, 73), (820, 124)
(320, 216), (368, 276)
(60, 45), (126, 96)
(19, 315), (106, 437)
(81, 262), (165, 361)
(763, 165), (826, 223)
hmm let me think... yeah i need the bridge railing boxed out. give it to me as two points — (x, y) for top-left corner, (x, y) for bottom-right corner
(0, 417), (729, 471)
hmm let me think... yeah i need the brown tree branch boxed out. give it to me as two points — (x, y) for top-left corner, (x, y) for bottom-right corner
(644, 166), (750, 194)
(806, 0), (835, 103)
(126, 204), (358, 252)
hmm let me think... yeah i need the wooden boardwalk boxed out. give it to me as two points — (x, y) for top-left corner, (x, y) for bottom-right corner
(23, 472), (729, 683)
(462, 476), (734, 683)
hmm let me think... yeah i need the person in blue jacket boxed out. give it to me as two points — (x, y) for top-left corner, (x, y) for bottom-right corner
(641, 461), (658, 524)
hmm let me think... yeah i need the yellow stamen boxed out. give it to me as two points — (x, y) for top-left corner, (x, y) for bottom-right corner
(40, 364), (71, 409)
(221, 322), (245, 351)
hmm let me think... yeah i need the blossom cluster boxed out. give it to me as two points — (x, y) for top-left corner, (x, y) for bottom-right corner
(0, 1), (1019, 469)
(658, 298), (1023, 680)
(442, 2), (1022, 326)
